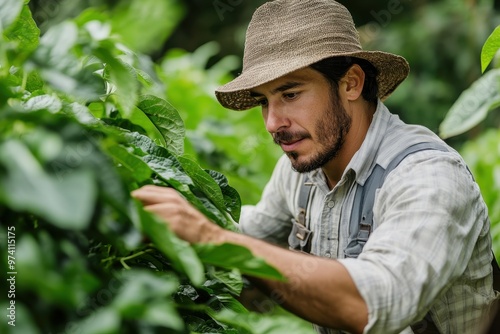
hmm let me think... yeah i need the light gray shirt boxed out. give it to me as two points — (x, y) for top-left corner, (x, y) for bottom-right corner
(239, 101), (497, 333)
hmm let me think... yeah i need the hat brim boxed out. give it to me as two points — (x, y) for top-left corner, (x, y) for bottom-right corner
(215, 51), (409, 111)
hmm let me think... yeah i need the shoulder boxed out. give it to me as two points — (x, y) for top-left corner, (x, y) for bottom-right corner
(377, 117), (450, 168)
(380, 147), (482, 211)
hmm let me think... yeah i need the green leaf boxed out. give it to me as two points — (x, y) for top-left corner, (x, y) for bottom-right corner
(207, 170), (241, 222)
(63, 102), (98, 125)
(141, 147), (193, 188)
(20, 127), (63, 163)
(110, 0), (185, 54)
(142, 152), (228, 226)
(0, 140), (97, 230)
(208, 267), (244, 296)
(142, 300), (184, 330)
(178, 155), (226, 213)
(22, 94), (62, 113)
(194, 243), (284, 281)
(136, 95), (185, 155)
(210, 309), (311, 334)
(75, 307), (120, 334)
(131, 201), (205, 285)
(24, 70), (44, 93)
(481, 26), (500, 73)
(74, 8), (110, 27)
(439, 68), (500, 139)
(96, 45), (138, 117)
(194, 194), (230, 228)
(214, 294), (248, 314)
(0, 0), (23, 31)
(4, 4), (39, 65)
(31, 21), (104, 101)
(88, 101), (105, 118)
(112, 269), (179, 309)
(16, 233), (100, 308)
(127, 132), (228, 226)
(0, 302), (41, 334)
(0, 77), (15, 107)
(38, 21), (78, 60)
(128, 105), (167, 147)
(106, 144), (152, 183)
(136, 68), (156, 88)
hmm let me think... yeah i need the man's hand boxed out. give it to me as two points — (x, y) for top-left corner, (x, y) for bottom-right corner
(131, 187), (367, 332)
(131, 185), (222, 244)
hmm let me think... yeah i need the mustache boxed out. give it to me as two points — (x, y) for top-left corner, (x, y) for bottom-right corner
(273, 131), (311, 145)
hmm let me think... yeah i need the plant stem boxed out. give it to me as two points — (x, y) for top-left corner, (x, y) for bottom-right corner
(119, 249), (154, 270)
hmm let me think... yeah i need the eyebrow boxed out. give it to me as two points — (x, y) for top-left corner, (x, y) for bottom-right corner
(250, 81), (304, 97)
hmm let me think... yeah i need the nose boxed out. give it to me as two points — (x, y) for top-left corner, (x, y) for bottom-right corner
(263, 102), (290, 134)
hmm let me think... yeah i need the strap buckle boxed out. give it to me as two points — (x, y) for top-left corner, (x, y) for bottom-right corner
(289, 218), (313, 253)
(357, 223), (371, 244)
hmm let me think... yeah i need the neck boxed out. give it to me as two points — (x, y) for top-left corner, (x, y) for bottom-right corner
(322, 100), (376, 189)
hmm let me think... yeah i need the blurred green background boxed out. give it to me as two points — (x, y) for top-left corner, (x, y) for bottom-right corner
(27, 0), (500, 199)
(23, 0), (500, 330)
(27, 0), (500, 250)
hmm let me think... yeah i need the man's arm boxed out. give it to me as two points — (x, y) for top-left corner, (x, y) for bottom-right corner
(132, 185), (368, 334)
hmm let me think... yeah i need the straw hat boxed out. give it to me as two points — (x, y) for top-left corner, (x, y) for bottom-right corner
(215, 0), (410, 111)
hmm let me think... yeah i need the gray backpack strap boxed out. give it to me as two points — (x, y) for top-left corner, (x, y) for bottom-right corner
(345, 142), (449, 258)
(288, 176), (314, 253)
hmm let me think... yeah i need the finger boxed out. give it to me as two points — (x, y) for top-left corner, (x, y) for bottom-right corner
(133, 194), (173, 206)
(131, 186), (180, 204)
(132, 185), (172, 197)
(142, 203), (195, 226)
(142, 203), (175, 216)
(141, 203), (207, 244)
(138, 184), (173, 193)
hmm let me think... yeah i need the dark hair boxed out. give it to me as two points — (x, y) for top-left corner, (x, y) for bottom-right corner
(309, 56), (379, 103)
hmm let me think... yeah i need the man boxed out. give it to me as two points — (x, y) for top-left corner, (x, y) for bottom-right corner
(132, 0), (497, 333)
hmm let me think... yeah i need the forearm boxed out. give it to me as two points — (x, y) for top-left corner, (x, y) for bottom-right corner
(210, 229), (368, 333)
(131, 185), (367, 332)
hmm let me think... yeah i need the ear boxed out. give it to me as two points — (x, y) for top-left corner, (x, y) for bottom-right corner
(339, 64), (365, 101)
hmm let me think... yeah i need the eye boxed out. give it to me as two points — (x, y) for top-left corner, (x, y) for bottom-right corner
(283, 92), (299, 100)
(255, 98), (268, 106)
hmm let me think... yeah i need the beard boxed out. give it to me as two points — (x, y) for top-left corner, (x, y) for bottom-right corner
(273, 92), (352, 173)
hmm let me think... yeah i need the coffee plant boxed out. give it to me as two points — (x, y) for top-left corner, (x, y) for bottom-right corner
(0, 1), (309, 333)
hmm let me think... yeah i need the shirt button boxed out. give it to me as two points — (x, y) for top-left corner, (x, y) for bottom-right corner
(325, 252), (331, 258)
(327, 200), (335, 208)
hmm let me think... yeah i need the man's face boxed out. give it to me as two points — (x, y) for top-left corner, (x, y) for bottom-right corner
(250, 67), (351, 173)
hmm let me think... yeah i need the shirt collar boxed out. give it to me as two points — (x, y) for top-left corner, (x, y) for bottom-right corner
(346, 99), (391, 186)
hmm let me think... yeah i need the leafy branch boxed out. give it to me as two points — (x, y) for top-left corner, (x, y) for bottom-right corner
(0, 2), (293, 334)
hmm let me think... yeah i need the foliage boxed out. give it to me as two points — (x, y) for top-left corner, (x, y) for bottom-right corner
(158, 42), (282, 205)
(439, 24), (500, 257)
(361, 0), (500, 136)
(0, 2), (315, 333)
(27, 0), (284, 206)
(28, 0), (184, 55)
(439, 68), (500, 139)
(481, 25), (500, 73)
(440, 24), (500, 139)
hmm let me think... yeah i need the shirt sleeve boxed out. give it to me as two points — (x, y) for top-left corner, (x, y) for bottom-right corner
(338, 150), (492, 333)
(238, 154), (299, 246)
